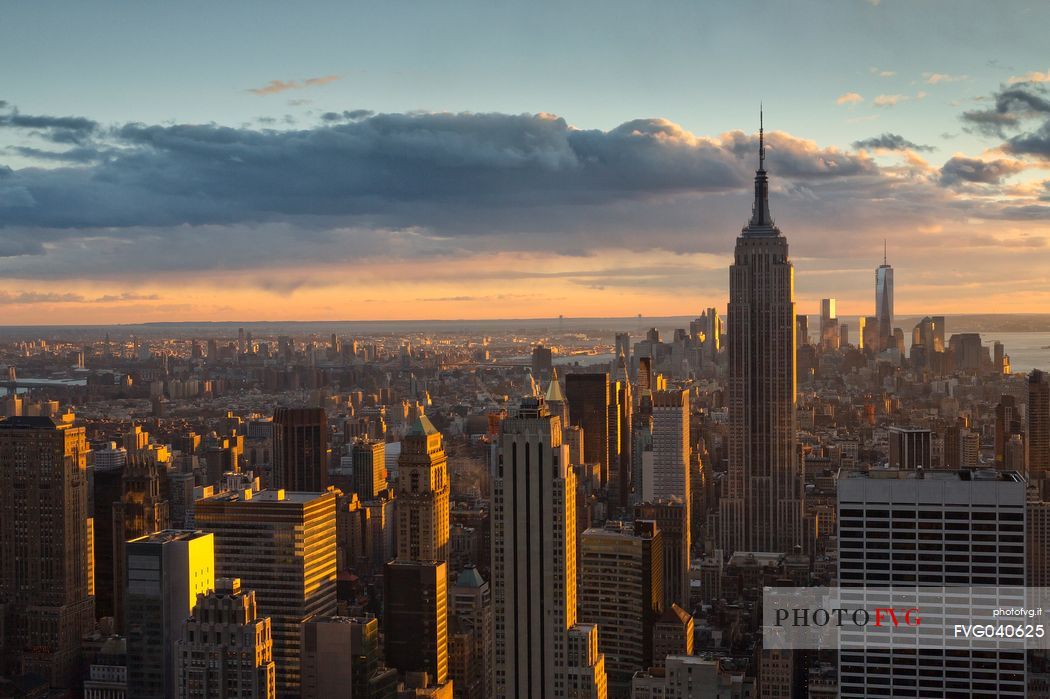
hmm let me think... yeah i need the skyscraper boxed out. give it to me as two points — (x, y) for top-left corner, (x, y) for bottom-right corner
(112, 452), (171, 633)
(720, 116), (802, 554)
(1031, 370), (1050, 483)
(352, 437), (387, 500)
(448, 565), (492, 699)
(875, 242), (894, 352)
(176, 577), (276, 699)
(578, 520), (662, 694)
(634, 499), (689, 611)
(125, 530), (215, 699)
(819, 298), (838, 351)
(272, 406), (329, 492)
(383, 560), (449, 686)
(565, 373), (611, 490)
(887, 426), (932, 469)
(0, 415), (95, 689)
(300, 617), (363, 699)
(396, 415), (451, 563)
(491, 396), (607, 698)
(837, 469), (1026, 698)
(195, 488), (338, 696)
(995, 395), (1021, 468)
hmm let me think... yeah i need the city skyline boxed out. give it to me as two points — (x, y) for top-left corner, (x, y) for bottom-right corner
(2, 1), (1050, 323)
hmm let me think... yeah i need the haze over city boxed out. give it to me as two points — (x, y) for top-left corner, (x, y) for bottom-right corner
(2, 0), (1050, 323)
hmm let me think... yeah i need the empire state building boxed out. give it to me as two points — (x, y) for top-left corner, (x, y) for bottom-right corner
(720, 114), (803, 554)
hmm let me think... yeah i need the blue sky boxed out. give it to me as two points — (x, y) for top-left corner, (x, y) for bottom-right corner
(1, 0), (1049, 322)
(5, 0), (1040, 152)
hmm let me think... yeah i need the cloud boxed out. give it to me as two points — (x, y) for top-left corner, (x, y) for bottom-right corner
(939, 156), (1027, 185)
(924, 72), (968, 85)
(1008, 68), (1050, 85)
(873, 94), (907, 107)
(0, 291), (84, 304)
(246, 75), (341, 96)
(870, 68), (895, 78)
(93, 292), (160, 302)
(1, 101), (1047, 304)
(320, 109), (374, 122)
(961, 84), (1050, 156)
(836, 92), (864, 106)
(852, 133), (934, 152)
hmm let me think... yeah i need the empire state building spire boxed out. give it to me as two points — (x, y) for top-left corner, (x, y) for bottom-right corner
(746, 107), (776, 233)
(721, 109), (802, 555)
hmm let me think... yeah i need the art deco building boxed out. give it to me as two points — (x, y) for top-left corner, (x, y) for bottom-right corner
(176, 577), (276, 699)
(195, 488), (338, 696)
(396, 415), (450, 563)
(492, 396), (607, 698)
(0, 415), (95, 689)
(272, 406), (329, 492)
(720, 116), (803, 554)
(125, 530), (215, 699)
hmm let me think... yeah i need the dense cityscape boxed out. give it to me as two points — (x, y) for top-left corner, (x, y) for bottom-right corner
(2, 119), (1049, 698)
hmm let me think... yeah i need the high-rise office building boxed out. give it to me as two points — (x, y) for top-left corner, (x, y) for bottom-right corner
(837, 469), (1026, 698)
(887, 426), (932, 469)
(396, 415), (450, 563)
(615, 333), (632, 370)
(565, 624), (608, 699)
(720, 118), (802, 554)
(383, 560), (449, 686)
(312, 615), (397, 699)
(566, 373), (611, 490)
(112, 453), (171, 632)
(532, 344), (554, 381)
(300, 616), (360, 699)
(795, 315), (809, 348)
(176, 577), (276, 699)
(995, 395), (1022, 468)
(819, 298), (839, 351)
(609, 378), (633, 512)
(634, 500), (689, 611)
(195, 488), (338, 696)
(272, 406), (329, 492)
(578, 520), (662, 694)
(1031, 370), (1050, 481)
(352, 437), (387, 500)
(0, 415), (95, 689)
(125, 530), (215, 699)
(876, 244), (894, 352)
(492, 396), (607, 698)
(650, 390), (690, 508)
(92, 446), (126, 621)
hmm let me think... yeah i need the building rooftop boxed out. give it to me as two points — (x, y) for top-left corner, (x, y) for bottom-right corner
(454, 565), (486, 589)
(405, 414), (439, 437)
(199, 488), (330, 504)
(840, 468), (1022, 482)
(0, 416), (59, 429)
(128, 529), (210, 544)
